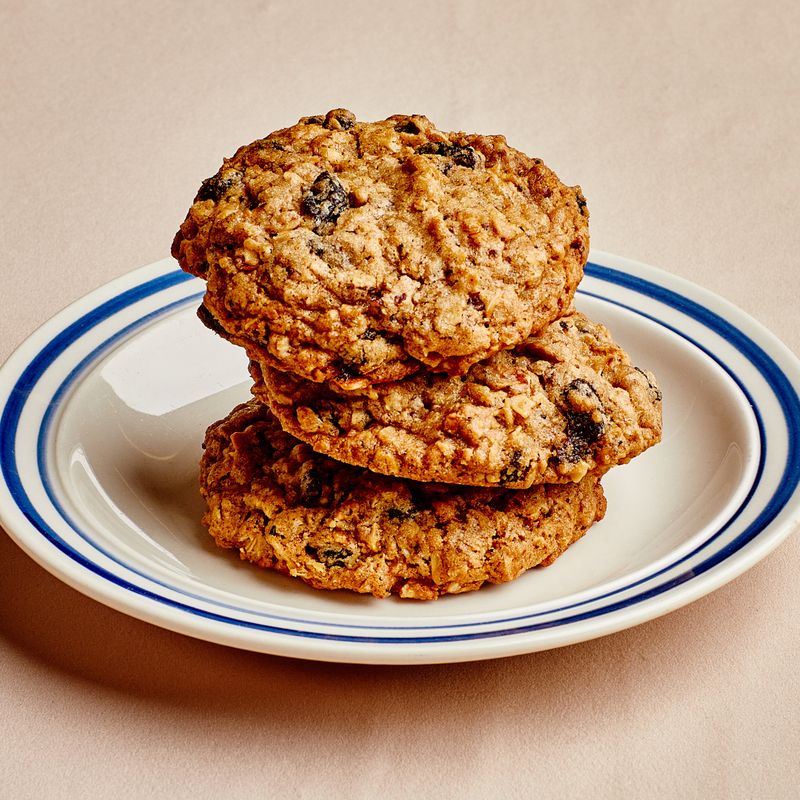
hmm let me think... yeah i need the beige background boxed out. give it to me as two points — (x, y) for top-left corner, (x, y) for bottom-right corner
(2, 1), (799, 797)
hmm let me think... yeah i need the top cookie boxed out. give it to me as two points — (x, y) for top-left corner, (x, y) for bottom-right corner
(172, 109), (589, 390)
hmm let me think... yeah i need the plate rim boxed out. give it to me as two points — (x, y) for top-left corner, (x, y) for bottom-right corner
(1, 251), (799, 664)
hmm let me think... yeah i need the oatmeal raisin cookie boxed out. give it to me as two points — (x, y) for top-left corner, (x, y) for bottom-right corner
(200, 400), (607, 599)
(173, 109), (589, 391)
(250, 310), (662, 487)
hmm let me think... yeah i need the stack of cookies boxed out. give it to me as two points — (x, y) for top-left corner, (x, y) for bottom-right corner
(172, 109), (662, 599)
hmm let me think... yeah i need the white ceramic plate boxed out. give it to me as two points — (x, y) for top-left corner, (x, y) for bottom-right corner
(1, 252), (799, 664)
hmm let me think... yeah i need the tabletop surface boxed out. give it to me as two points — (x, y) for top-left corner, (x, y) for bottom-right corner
(1, 2), (798, 797)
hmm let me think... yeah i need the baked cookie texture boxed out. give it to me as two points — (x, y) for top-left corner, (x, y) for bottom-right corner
(249, 309), (662, 488)
(201, 400), (607, 599)
(172, 108), (589, 391)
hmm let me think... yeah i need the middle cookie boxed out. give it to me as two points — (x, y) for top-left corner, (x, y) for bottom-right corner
(251, 310), (663, 488)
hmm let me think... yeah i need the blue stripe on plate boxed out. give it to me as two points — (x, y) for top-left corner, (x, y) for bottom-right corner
(1, 270), (193, 519)
(1, 262), (798, 644)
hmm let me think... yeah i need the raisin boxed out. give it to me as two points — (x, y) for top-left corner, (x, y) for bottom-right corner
(563, 378), (598, 404)
(324, 109), (356, 130)
(387, 507), (416, 521)
(195, 172), (239, 202)
(500, 449), (529, 486)
(565, 409), (605, 449)
(335, 360), (361, 380)
(305, 544), (352, 568)
(416, 142), (479, 168)
(324, 410), (343, 433)
(360, 328), (379, 341)
(556, 380), (606, 462)
(303, 115), (324, 125)
(245, 509), (269, 526)
(301, 171), (349, 230)
(298, 466), (324, 505)
(576, 191), (588, 214)
(468, 294), (485, 311)
(396, 119), (421, 134)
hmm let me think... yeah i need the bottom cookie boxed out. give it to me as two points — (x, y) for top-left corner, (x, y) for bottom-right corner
(200, 400), (607, 599)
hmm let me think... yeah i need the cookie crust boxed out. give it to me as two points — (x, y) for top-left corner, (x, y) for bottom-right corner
(173, 109), (589, 390)
(250, 310), (663, 487)
(200, 400), (607, 599)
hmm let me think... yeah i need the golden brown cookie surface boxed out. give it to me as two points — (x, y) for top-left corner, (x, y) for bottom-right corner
(200, 400), (607, 599)
(250, 310), (663, 488)
(173, 109), (589, 390)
